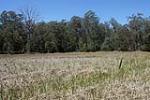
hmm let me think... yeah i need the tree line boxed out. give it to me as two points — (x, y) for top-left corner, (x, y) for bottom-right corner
(0, 10), (150, 54)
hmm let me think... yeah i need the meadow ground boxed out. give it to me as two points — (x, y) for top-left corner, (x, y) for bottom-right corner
(0, 51), (150, 100)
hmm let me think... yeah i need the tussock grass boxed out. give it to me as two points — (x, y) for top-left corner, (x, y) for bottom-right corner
(0, 51), (150, 99)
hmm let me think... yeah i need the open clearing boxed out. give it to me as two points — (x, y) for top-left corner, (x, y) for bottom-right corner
(0, 52), (150, 100)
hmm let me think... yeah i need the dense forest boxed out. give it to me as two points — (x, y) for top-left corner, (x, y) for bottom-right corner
(0, 10), (150, 54)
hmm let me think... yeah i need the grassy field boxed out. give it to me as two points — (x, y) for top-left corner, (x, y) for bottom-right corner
(0, 52), (150, 100)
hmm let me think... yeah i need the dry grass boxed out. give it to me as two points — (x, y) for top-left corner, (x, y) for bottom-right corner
(0, 51), (150, 100)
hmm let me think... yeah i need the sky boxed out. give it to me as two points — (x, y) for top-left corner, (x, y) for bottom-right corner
(0, 0), (150, 24)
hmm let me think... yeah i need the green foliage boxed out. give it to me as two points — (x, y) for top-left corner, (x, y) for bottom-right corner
(0, 10), (150, 53)
(0, 11), (26, 53)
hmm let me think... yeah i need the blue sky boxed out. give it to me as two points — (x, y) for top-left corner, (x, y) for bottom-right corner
(0, 0), (150, 24)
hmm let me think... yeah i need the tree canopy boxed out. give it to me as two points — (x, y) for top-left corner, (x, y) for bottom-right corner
(0, 10), (150, 54)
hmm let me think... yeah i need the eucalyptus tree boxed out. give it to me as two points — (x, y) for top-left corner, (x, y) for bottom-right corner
(70, 16), (84, 51)
(32, 22), (46, 52)
(128, 13), (145, 50)
(83, 10), (103, 51)
(0, 11), (26, 53)
(21, 7), (38, 53)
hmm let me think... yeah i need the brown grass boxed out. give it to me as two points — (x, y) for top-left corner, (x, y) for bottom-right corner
(0, 51), (150, 100)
